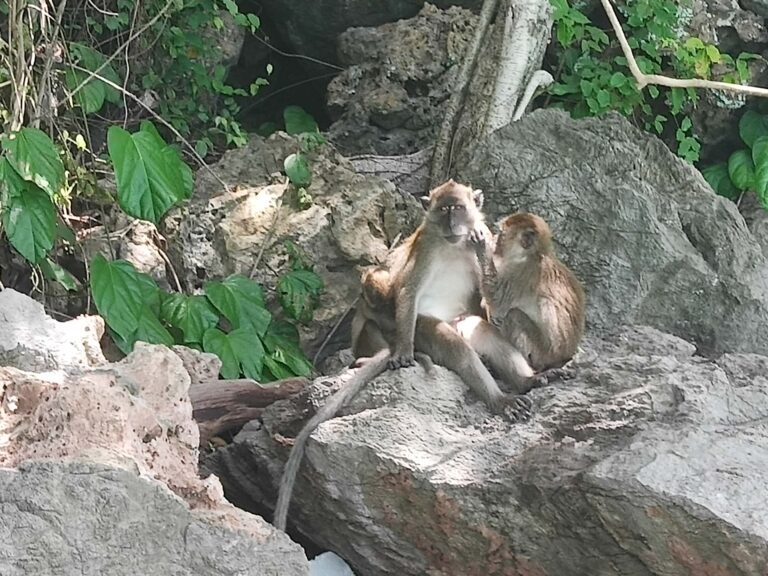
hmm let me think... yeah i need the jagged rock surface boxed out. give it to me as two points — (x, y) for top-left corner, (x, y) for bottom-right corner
(0, 289), (309, 576)
(457, 109), (768, 357)
(326, 3), (477, 155)
(209, 326), (768, 576)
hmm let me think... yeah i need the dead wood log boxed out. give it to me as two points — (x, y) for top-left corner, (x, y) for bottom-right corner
(190, 377), (309, 446)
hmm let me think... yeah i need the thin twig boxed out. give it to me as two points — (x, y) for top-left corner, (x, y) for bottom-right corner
(312, 300), (358, 367)
(67, 63), (231, 192)
(600, 0), (768, 98)
(252, 34), (344, 71)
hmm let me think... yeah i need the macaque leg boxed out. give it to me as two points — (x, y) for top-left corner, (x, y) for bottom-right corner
(454, 315), (536, 394)
(415, 316), (531, 420)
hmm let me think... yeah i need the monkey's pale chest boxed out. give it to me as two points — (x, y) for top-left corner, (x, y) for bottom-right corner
(417, 257), (477, 321)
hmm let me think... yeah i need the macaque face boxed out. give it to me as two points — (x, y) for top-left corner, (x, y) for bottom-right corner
(495, 213), (552, 264)
(422, 181), (484, 244)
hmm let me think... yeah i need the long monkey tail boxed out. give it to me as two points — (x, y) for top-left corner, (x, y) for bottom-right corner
(273, 348), (390, 531)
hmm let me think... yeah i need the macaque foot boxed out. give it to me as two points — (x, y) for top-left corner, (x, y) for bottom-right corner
(388, 353), (415, 370)
(502, 394), (533, 422)
(527, 366), (576, 389)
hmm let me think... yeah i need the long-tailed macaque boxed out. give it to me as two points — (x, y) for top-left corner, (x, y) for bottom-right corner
(273, 181), (531, 531)
(456, 212), (586, 392)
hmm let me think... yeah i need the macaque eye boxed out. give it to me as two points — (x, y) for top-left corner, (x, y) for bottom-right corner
(455, 204), (465, 211)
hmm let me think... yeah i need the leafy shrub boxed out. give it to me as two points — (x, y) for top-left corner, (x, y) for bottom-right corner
(0, 120), (321, 383)
(548, 0), (756, 163)
(702, 110), (768, 209)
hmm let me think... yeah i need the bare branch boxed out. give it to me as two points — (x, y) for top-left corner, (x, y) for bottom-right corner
(600, 0), (768, 98)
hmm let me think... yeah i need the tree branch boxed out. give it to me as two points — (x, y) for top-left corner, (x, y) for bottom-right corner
(600, 0), (768, 98)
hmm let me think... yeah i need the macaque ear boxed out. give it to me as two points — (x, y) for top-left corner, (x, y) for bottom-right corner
(520, 228), (537, 249)
(472, 189), (484, 208)
(420, 196), (430, 210)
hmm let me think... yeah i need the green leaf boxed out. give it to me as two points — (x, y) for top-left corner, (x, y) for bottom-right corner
(728, 150), (756, 191)
(752, 135), (768, 199)
(701, 163), (739, 200)
(609, 72), (627, 87)
(161, 293), (219, 344)
(277, 269), (323, 323)
(681, 116), (692, 131)
(596, 89), (610, 107)
(133, 305), (175, 348)
(283, 105), (318, 135)
(68, 42), (122, 105)
(202, 327), (266, 380)
(284, 152), (312, 186)
(0, 159), (56, 263)
(705, 44), (721, 63)
(90, 255), (160, 340)
(1, 127), (65, 198)
(39, 258), (81, 291)
(263, 320), (313, 377)
(204, 275), (271, 335)
(64, 68), (106, 114)
(107, 125), (191, 224)
(739, 110), (768, 148)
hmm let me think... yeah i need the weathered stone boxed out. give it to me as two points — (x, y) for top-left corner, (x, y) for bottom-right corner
(0, 461), (307, 576)
(0, 288), (106, 371)
(458, 109), (768, 357)
(327, 4), (478, 155)
(212, 326), (768, 576)
(258, 0), (481, 69)
(0, 293), (310, 575)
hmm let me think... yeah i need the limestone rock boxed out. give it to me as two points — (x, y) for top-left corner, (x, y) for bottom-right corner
(458, 109), (768, 357)
(327, 4), (478, 155)
(211, 326), (768, 576)
(0, 292), (310, 575)
(0, 288), (106, 371)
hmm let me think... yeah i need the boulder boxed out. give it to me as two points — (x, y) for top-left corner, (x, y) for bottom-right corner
(326, 3), (478, 155)
(457, 109), (768, 357)
(210, 326), (768, 576)
(257, 0), (481, 69)
(0, 290), (309, 575)
(0, 288), (106, 371)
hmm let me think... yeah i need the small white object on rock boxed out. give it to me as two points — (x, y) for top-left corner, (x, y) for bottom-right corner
(309, 552), (356, 576)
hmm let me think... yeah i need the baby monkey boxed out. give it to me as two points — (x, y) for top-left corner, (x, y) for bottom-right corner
(457, 212), (585, 392)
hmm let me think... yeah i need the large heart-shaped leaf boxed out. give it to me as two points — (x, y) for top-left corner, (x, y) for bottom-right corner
(283, 105), (318, 135)
(1, 127), (65, 198)
(284, 152), (311, 186)
(263, 320), (313, 378)
(0, 159), (56, 263)
(203, 327), (266, 380)
(90, 255), (160, 340)
(204, 275), (271, 335)
(701, 163), (739, 200)
(161, 293), (219, 344)
(277, 268), (323, 323)
(107, 125), (191, 224)
(728, 150), (755, 191)
(739, 110), (768, 148)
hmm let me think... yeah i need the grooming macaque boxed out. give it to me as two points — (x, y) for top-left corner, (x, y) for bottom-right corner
(273, 181), (531, 531)
(456, 212), (585, 392)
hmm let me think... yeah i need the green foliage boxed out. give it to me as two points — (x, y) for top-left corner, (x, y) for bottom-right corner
(107, 122), (193, 223)
(0, 128), (63, 263)
(549, 0), (755, 163)
(702, 110), (768, 209)
(90, 259), (322, 382)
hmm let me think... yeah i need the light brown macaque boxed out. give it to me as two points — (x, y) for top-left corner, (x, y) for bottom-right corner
(456, 212), (586, 393)
(273, 181), (531, 531)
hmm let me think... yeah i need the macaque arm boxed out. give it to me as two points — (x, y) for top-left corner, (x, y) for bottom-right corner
(390, 283), (419, 367)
